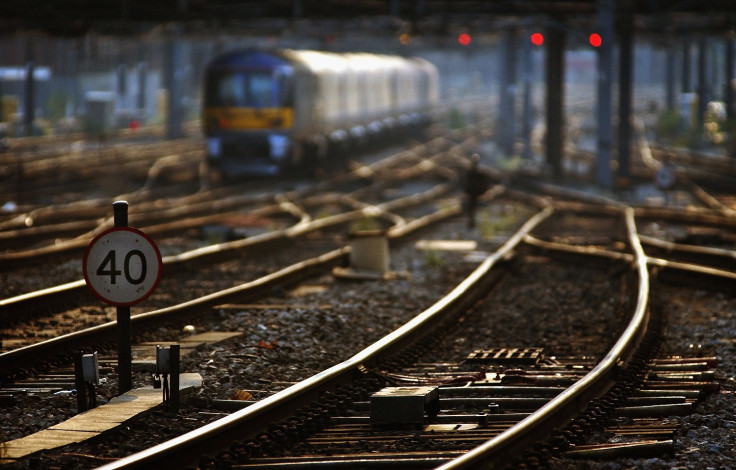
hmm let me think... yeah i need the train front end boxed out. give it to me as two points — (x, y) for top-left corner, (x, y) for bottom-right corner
(203, 50), (294, 176)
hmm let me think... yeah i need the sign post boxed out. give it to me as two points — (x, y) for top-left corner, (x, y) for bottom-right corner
(83, 201), (162, 394)
(113, 201), (132, 393)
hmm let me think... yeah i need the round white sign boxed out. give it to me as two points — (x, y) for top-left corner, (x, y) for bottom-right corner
(83, 227), (162, 306)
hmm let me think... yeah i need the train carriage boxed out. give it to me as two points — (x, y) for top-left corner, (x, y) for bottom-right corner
(203, 48), (439, 176)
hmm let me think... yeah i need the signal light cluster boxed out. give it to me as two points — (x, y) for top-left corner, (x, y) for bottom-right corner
(528, 31), (603, 48)
(452, 30), (602, 48)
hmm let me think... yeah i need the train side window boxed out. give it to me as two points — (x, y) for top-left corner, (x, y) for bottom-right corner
(389, 71), (398, 109)
(275, 69), (294, 107)
(419, 72), (428, 104)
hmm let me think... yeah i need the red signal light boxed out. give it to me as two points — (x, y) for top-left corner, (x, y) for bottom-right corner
(530, 32), (544, 46)
(589, 33), (602, 48)
(458, 33), (472, 46)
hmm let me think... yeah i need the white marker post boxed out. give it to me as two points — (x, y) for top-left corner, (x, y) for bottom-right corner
(83, 201), (162, 393)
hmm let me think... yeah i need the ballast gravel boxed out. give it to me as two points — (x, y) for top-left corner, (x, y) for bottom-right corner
(3, 199), (736, 470)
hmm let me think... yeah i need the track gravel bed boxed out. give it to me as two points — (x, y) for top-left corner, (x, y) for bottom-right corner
(546, 282), (736, 470)
(4, 165), (736, 469)
(420, 248), (628, 364)
(0, 212), (496, 468)
(0, 235), (341, 349)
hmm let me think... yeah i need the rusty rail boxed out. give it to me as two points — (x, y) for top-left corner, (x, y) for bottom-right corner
(436, 206), (650, 470)
(94, 206), (554, 470)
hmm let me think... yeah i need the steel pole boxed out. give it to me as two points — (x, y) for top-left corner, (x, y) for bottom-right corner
(113, 200), (133, 394)
(596, 0), (614, 188)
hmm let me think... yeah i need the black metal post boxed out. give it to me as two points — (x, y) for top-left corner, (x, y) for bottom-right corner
(682, 39), (691, 93)
(726, 34), (735, 121)
(73, 352), (89, 413)
(545, 25), (565, 179)
(617, 13), (634, 187)
(697, 38), (708, 130)
(170, 344), (180, 413)
(24, 39), (35, 137)
(522, 22), (533, 159)
(164, 26), (183, 140)
(499, 29), (518, 156)
(113, 200), (133, 394)
(137, 59), (147, 113)
(596, 0), (614, 188)
(666, 43), (676, 112)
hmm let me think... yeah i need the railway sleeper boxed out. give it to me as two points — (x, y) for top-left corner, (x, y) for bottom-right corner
(508, 301), (718, 469)
(221, 347), (664, 467)
(520, 354), (719, 467)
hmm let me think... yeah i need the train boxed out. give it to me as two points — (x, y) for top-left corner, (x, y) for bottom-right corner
(202, 48), (439, 176)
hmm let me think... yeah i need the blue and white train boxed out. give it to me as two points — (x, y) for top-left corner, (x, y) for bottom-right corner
(202, 48), (439, 176)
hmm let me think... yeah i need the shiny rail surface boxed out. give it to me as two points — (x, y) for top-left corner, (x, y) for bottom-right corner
(95, 206), (554, 469)
(0, 189), (473, 373)
(437, 206), (650, 469)
(94, 204), (671, 470)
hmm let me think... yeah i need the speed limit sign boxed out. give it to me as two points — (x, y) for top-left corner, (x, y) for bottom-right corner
(83, 227), (162, 306)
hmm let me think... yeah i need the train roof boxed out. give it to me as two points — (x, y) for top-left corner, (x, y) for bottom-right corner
(283, 49), (430, 74)
(207, 49), (290, 69)
(207, 48), (436, 75)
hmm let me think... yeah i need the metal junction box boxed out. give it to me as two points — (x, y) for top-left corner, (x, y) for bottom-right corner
(81, 353), (99, 384)
(370, 386), (439, 426)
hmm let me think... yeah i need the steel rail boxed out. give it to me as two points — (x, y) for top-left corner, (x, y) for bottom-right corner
(0, 136), (423, 254)
(639, 233), (736, 260)
(436, 206), (650, 470)
(0, 248), (349, 373)
(95, 206), (554, 470)
(0, 191), (476, 372)
(524, 179), (736, 230)
(0, 225), (292, 317)
(0, 195), (286, 267)
(1, 130), (475, 264)
(0, 179), (458, 318)
(523, 234), (736, 283)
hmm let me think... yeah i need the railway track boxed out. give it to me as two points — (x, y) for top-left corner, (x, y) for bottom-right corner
(0, 131), (488, 350)
(0, 126), (480, 276)
(0, 161), (518, 465)
(0, 122), (203, 205)
(3, 118), (736, 468)
(63, 201), (725, 470)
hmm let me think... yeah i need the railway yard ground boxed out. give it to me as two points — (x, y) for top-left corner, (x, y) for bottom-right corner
(2, 122), (736, 470)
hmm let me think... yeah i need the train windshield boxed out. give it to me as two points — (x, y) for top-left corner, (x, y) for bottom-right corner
(206, 67), (293, 108)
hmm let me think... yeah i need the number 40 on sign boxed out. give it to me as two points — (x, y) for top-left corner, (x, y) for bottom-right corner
(83, 227), (162, 306)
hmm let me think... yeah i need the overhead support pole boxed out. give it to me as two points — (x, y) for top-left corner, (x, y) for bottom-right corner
(725, 32), (735, 121)
(666, 40), (676, 112)
(292, 0), (303, 17)
(595, 0), (614, 188)
(522, 19), (534, 159)
(545, 24), (565, 179)
(682, 39), (692, 93)
(697, 38), (708, 130)
(164, 24), (184, 140)
(617, 13), (634, 187)
(137, 57), (147, 115)
(67, 39), (80, 118)
(23, 38), (35, 137)
(499, 29), (518, 156)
